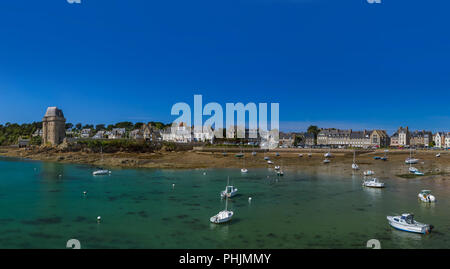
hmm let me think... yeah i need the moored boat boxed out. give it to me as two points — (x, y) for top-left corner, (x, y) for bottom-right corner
(418, 190), (436, 203)
(211, 195), (233, 224)
(387, 213), (433, 234)
(363, 170), (375, 176)
(362, 178), (385, 188)
(92, 169), (111, 176)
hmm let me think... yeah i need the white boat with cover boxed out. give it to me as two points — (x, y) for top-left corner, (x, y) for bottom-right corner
(210, 195), (233, 224)
(387, 213), (433, 234)
(362, 178), (385, 188)
(323, 159), (330, 164)
(92, 169), (111, 176)
(418, 190), (436, 203)
(363, 170), (375, 176)
(324, 152), (332, 158)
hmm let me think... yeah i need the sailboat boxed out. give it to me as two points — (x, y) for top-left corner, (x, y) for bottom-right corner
(405, 148), (419, 164)
(324, 151), (332, 158)
(211, 193), (234, 224)
(408, 149), (419, 173)
(241, 154), (248, 173)
(277, 161), (284, 176)
(352, 150), (359, 170)
(93, 146), (111, 176)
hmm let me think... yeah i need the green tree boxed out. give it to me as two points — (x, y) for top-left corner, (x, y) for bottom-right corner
(96, 124), (106, 131)
(307, 125), (320, 145)
(65, 123), (73, 130)
(75, 123), (82, 130)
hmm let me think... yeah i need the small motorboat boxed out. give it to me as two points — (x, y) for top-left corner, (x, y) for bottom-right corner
(363, 170), (375, 176)
(241, 168), (248, 173)
(323, 159), (330, 164)
(235, 153), (244, 158)
(381, 157), (388, 161)
(298, 154), (303, 157)
(267, 160), (274, 164)
(373, 156), (381, 160)
(387, 213), (433, 234)
(308, 153), (312, 157)
(418, 190), (436, 203)
(264, 156), (270, 161)
(324, 152), (332, 158)
(436, 153), (441, 158)
(210, 196), (233, 224)
(221, 178), (238, 198)
(362, 178), (385, 188)
(252, 152), (257, 156)
(92, 169), (111, 176)
(222, 152), (228, 156)
(405, 158), (419, 164)
(275, 152), (280, 157)
(277, 170), (284, 176)
(409, 167), (418, 173)
(274, 165), (280, 170)
(414, 171), (424, 176)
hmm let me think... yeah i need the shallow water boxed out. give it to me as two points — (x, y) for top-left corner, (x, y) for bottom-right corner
(0, 156), (449, 249)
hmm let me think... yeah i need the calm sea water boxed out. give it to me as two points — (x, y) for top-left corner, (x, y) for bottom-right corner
(1, 156), (449, 249)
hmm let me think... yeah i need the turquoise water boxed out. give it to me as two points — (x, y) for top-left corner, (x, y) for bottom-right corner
(1, 156), (450, 249)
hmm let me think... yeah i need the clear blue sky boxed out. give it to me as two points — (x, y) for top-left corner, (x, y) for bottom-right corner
(0, 0), (449, 134)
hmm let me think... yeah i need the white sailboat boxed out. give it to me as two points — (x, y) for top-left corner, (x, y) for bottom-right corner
(405, 148), (419, 164)
(352, 150), (359, 170)
(241, 155), (248, 173)
(93, 146), (111, 176)
(211, 194), (233, 224)
(324, 151), (332, 158)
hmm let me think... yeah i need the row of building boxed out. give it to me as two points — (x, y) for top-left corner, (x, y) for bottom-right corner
(34, 107), (449, 149)
(282, 127), (449, 148)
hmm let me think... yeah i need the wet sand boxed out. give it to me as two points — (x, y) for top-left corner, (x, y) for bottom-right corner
(1, 147), (449, 180)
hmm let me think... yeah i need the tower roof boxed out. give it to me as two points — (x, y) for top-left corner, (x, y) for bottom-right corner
(44, 107), (64, 118)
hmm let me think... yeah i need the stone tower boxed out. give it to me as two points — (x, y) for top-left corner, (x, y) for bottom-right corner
(42, 107), (66, 145)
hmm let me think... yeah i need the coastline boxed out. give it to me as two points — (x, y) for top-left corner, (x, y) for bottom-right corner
(1, 146), (449, 180)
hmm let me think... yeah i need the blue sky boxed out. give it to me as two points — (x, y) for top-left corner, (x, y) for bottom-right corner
(0, 0), (449, 134)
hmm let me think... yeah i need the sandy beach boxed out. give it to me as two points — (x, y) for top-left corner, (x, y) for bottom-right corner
(1, 146), (449, 180)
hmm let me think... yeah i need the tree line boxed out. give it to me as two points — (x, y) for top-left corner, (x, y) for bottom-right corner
(0, 121), (171, 146)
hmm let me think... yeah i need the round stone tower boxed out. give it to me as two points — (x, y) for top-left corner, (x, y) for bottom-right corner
(42, 107), (66, 145)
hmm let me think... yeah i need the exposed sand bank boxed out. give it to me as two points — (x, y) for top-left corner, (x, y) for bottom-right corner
(1, 147), (449, 180)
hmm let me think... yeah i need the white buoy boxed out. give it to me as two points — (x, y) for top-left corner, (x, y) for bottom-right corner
(172, 183), (175, 189)
(83, 191), (87, 196)
(97, 216), (101, 223)
(203, 172), (207, 175)
(59, 174), (62, 177)
(248, 197), (252, 203)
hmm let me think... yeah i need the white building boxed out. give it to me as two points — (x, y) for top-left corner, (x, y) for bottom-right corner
(434, 132), (445, 148)
(80, 128), (92, 138)
(161, 122), (192, 143)
(93, 131), (105, 139)
(109, 128), (126, 139)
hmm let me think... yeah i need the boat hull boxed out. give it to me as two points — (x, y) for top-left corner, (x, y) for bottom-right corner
(387, 216), (431, 234)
